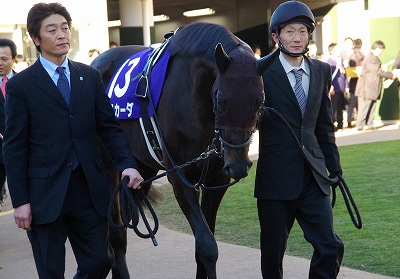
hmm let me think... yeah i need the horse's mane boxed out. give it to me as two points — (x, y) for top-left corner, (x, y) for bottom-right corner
(169, 22), (240, 58)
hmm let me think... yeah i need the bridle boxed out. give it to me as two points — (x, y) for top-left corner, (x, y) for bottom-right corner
(215, 129), (255, 150)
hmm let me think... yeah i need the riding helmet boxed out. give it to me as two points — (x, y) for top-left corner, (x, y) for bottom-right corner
(269, 0), (315, 35)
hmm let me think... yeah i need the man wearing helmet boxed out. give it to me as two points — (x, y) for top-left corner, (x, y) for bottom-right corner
(255, 1), (344, 278)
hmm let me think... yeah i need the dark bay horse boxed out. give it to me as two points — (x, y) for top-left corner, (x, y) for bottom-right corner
(91, 22), (264, 279)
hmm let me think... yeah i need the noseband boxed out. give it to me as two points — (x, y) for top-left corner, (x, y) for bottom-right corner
(215, 129), (254, 149)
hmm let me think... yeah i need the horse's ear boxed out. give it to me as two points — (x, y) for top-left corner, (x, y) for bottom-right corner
(215, 43), (231, 74)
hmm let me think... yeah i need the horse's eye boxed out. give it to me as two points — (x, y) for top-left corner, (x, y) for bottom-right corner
(213, 90), (227, 114)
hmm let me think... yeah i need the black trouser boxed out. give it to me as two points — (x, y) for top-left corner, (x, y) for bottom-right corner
(0, 163), (6, 203)
(331, 91), (345, 129)
(257, 168), (344, 279)
(28, 166), (113, 279)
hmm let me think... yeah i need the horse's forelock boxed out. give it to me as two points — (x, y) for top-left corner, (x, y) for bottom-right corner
(169, 22), (239, 59)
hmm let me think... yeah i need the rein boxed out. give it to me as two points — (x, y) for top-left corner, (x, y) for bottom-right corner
(107, 133), (244, 245)
(260, 106), (362, 229)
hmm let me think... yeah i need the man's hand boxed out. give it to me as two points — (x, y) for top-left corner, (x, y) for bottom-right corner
(122, 168), (144, 189)
(14, 203), (32, 231)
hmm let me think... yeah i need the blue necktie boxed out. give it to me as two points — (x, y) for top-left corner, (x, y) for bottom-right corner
(56, 67), (79, 169)
(291, 69), (307, 117)
(56, 67), (70, 106)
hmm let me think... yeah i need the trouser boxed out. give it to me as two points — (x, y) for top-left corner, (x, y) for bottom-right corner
(356, 97), (376, 129)
(257, 167), (344, 279)
(27, 166), (113, 279)
(0, 163), (6, 203)
(347, 93), (357, 123)
(331, 91), (345, 129)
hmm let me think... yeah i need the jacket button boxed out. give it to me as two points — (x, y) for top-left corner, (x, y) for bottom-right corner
(67, 162), (73, 167)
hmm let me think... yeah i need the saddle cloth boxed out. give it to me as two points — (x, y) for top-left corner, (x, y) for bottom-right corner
(107, 48), (171, 119)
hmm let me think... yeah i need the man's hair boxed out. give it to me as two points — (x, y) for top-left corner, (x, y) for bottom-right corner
(328, 42), (337, 54)
(0, 38), (17, 59)
(371, 40), (385, 50)
(353, 38), (362, 49)
(27, 2), (72, 53)
(309, 40), (318, 47)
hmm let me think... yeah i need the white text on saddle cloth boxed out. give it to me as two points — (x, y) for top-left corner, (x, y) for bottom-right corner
(106, 48), (170, 119)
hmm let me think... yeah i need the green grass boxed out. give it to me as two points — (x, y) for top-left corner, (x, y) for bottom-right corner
(154, 140), (400, 277)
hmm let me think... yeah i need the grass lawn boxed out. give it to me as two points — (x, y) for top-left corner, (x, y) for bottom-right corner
(154, 140), (400, 277)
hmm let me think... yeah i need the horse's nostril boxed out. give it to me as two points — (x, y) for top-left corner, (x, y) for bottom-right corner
(223, 162), (252, 180)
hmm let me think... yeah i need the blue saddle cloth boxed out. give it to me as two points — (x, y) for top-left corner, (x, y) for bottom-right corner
(107, 48), (170, 119)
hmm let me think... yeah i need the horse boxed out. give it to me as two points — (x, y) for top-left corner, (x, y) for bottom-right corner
(91, 22), (264, 279)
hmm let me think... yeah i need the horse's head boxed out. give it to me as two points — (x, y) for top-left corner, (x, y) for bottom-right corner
(212, 43), (264, 181)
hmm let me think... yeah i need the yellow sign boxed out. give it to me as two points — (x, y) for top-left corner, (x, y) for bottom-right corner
(345, 66), (362, 78)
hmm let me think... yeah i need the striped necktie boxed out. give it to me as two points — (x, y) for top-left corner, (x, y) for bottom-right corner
(291, 69), (307, 117)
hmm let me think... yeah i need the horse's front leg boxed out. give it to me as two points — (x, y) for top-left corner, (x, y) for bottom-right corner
(171, 177), (219, 279)
(196, 181), (229, 278)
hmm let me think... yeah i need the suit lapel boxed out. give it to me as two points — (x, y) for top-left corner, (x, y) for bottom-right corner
(32, 60), (69, 110)
(269, 60), (299, 107)
(305, 57), (322, 119)
(68, 61), (84, 110)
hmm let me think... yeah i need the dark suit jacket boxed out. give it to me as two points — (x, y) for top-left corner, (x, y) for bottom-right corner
(0, 70), (16, 165)
(3, 59), (137, 224)
(255, 56), (342, 200)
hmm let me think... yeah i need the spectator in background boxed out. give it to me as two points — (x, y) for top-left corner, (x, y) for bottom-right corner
(325, 43), (348, 132)
(307, 40), (320, 60)
(14, 54), (30, 72)
(355, 40), (397, 131)
(347, 38), (365, 128)
(340, 37), (353, 68)
(109, 41), (118, 48)
(0, 38), (17, 209)
(87, 48), (100, 65)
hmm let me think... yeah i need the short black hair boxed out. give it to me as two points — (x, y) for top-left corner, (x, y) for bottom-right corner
(27, 2), (72, 53)
(0, 38), (17, 59)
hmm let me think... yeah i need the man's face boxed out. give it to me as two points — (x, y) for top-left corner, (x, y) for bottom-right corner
(32, 14), (71, 62)
(272, 23), (309, 55)
(0, 46), (14, 76)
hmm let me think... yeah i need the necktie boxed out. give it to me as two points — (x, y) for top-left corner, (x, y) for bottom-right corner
(1, 76), (8, 99)
(291, 69), (307, 117)
(56, 67), (70, 106)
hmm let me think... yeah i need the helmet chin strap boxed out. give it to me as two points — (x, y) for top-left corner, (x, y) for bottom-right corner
(276, 35), (310, 57)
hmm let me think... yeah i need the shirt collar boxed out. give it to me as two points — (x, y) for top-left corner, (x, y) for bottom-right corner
(39, 55), (70, 78)
(1, 71), (13, 80)
(279, 53), (310, 76)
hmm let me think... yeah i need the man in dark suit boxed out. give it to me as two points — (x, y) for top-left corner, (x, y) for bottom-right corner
(0, 38), (17, 209)
(255, 1), (344, 278)
(3, 3), (143, 278)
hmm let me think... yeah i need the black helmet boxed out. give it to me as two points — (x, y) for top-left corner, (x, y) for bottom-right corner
(269, 0), (315, 35)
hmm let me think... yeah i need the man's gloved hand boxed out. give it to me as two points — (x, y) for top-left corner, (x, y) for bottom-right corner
(258, 105), (269, 123)
(329, 171), (343, 186)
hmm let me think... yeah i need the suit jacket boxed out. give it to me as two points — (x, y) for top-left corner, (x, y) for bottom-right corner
(355, 52), (394, 100)
(0, 70), (16, 165)
(255, 56), (342, 200)
(3, 59), (137, 224)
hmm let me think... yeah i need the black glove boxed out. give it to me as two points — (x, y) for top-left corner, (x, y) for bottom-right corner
(329, 171), (342, 186)
(258, 105), (269, 123)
